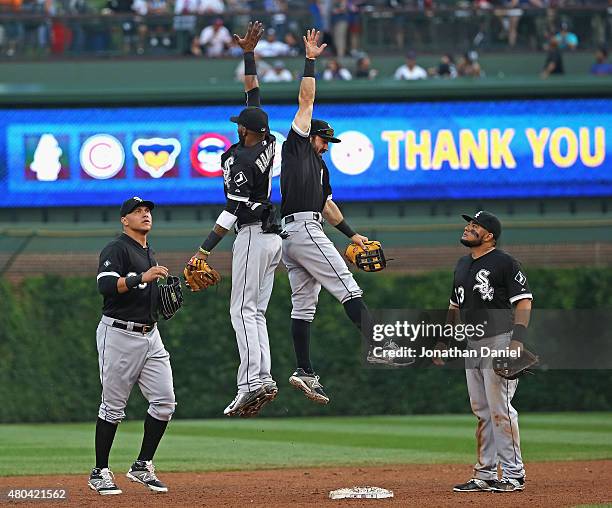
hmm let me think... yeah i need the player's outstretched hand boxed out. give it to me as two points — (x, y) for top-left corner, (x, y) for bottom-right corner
(142, 265), (169, 283)
(233, 21), (264, 52)
(303, 28), (327, 59)
(350, 233), (369, 250)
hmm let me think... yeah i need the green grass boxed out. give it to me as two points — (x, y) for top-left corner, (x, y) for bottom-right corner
(1, 413), (610, 477)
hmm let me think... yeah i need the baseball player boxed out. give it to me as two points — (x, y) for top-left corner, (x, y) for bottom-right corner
(436, 211), (533, 493)
(280, 30), (387, 405)
(89, 197), (177, 495)
(185, 21), (282, 417)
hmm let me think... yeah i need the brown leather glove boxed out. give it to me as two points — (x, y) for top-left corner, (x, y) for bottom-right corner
(183, 256), (221, 291)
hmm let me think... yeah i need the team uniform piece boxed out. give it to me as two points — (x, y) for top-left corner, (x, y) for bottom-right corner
(493, 347), (539, 380)
(281, 126), (363, 321)
(449, 211), (533, 493)
(89, 197), (176, 495)
(220, 112), (282, 413)
(184, 256), (221, 291)
(188, 29), (282, 418)
(345, 240), (386, 272)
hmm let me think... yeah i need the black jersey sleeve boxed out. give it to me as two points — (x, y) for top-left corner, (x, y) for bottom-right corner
(226, 162), (256, 203)
(283, 123), (311, 157)
(322, 162), (333, 201)
(449, 270), (459, 307)
(245, 87), (261, 107)
(97, 242), (126, 297)
(505, 257), (533, 304)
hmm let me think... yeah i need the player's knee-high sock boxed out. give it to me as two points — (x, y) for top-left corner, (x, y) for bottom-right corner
(95, 417), (118, 469)
(138, 413), (168, 462)
(291, 319), (313, 374)
(343, 297), (373, 336)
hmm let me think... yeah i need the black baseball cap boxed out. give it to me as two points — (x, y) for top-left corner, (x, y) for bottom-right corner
(311, 119), (341, 143)
(462, 210), (502, 240)
(230, 107), (269, 133)
(120, 196), (155, 217)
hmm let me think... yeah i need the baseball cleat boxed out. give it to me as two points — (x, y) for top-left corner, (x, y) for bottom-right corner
(126, 460), (168, 493)
(453, 478), (497, 492)
(224, 387), (268, 416)
(289, 369), (329, 404)
(490, 477), (525, 492)
(240, 381), (279, 418)
(88, 467), (122, 495)
(367, 340), (414, 368)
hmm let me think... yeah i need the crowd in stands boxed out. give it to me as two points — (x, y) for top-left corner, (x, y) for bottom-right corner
(0, 0), (610, 77)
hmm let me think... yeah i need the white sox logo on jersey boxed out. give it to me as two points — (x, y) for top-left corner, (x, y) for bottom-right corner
(222, 156), (234, 186)
(473, 269), (494, 301)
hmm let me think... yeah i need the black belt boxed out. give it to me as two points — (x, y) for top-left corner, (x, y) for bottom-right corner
(236, 220), (262, 230)
(111, 321), (154, 334)
(282, 212), (322, 225)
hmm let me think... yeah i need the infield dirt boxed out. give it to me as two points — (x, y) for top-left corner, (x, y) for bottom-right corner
(1, 460), (610, 507)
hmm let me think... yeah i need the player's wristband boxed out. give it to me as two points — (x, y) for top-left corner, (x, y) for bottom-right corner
(303, 58), (315, 78)
(512, 323), (527, 343)
(125, 273), (143, 289)
(201, 231), (222, 252)
(335, 220), (356, 239)
(244, 51), (257, 76)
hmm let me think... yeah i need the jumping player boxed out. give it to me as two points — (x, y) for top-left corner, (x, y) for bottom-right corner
(89, 197), (176, 495)
(280, 30), (389, 405)
(436, 211), (533, 493)
(186, 22), (282, 417)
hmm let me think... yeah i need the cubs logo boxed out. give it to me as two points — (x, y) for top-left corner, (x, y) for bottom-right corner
(132, 138), (181, 178)
(190, 133), (231, 177)
(473, 269), (494, 301)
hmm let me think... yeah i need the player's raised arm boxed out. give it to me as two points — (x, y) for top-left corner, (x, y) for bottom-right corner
(233, 21), (265, 106)
(292, 29), (327, 135)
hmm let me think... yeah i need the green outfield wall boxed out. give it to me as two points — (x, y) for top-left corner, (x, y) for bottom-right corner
(1, 268), (611, 423)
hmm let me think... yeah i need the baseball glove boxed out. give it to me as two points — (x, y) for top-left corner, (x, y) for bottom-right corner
(158, 275), (183, 320)
(183, 256), (221, 291)
(493, 347), (539, 380)
(345, 240), (386, 272)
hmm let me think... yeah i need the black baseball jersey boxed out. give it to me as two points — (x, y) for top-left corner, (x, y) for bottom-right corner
(280, 125), (332, 218)
(221, 135), (275, 226)
(450, 249), (533, 337)
(96, 233), (159, 325)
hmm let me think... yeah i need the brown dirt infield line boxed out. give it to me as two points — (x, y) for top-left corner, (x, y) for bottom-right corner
(1, 461), (610, 508)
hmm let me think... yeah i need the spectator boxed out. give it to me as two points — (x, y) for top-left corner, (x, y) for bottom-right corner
(331, 0), (349, 57)
(347, 0), (362, 55)
(541, 37), (564, 78)
(0, 0), (25, 57)
(394, 51), (427, 80)
(200, 0), (224, 14)
(197, 17), (231, 57)
(235, 52), (271, 81)
(429, 53), (457, 79)
(322, 57), (352, 80)
(501, 0), (544, 48)
(283, 31), (301, 56)
(132, 0), (171, 53)
(457, 51), (483, 77)
(173, 0), (202, 55)
(355, 55), (378, 79)
(590, 46), (612, 75)
(262, 60), (293, 82)
(265, 0), (289, 39)
(255, 28), (290, 57)
(554, 22), (578, 50)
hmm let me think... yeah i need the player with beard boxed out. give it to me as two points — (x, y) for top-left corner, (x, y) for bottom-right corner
(434, 211), (533, 493)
